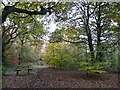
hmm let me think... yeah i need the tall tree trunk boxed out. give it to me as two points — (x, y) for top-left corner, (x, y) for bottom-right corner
(19, 38), (24, 65)
(96, 3), (103, 62)
(86, 27), (95, 61)
(85, 4), (95, 62)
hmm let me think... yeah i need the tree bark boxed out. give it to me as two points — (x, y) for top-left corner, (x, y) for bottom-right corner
(2, 5), (49, 23)
(96, 3), (103, 62)
(85, 4), (95, 61)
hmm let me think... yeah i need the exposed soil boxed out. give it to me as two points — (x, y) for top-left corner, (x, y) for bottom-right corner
(2, 68), (120, 89)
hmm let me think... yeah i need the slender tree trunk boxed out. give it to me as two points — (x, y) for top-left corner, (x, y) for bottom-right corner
(19, 38), (24, 65)
(85, 4), (95, 62)
(96, 3), (103, 62)
(2, 38), (7, 66)
(87, 28), (95, 61)
(118, 24), (120, 73)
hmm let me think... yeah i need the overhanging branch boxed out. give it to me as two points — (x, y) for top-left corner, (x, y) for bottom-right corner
(2, 1), (60, 23)
(2, 6), (48, 23)
(62, 38), (86, 43)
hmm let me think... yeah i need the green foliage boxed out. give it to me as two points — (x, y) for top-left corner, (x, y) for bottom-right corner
(2, 2), (119, 75)
(19, 45), (33, 62)
(41, 42), (80, 68)
(2, 56), (14, 75)
(105, 52), (119, 73)
(79, 59), (107, 74)
(50, 29), (63, 42)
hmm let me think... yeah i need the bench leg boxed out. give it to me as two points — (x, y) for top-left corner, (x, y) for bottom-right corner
(27, 70), (30, 75)
(16, 71), (19, 75)
(27, 69), (32, 75)
(16, 70), (21, 75)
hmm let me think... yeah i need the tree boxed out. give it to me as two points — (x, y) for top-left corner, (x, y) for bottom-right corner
(1, 2), (51, 75)
(1, 1), (119, 75)
(41, 41), (79, 68)
(1, 1), (63, 60)
(48, 2), (119, 73)
(2, 14), (45, 62)
(55, 2), (119, 61)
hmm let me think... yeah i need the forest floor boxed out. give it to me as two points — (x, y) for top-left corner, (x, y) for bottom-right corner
(3, 68), (120, 89)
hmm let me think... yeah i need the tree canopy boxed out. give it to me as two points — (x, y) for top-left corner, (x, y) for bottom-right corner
(1, 1), (120, 75)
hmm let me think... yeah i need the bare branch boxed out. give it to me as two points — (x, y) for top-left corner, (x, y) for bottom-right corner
(1, 2), (5, 6)
(89, 2), (98, 16)
(62, 38), (86, 43)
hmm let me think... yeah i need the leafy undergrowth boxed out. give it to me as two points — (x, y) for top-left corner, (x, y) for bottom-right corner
(3, 68), (119, 88)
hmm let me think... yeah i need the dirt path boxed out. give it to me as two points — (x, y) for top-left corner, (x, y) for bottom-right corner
(3, 68), (119, 88)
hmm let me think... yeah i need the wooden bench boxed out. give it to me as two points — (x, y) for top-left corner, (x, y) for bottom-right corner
(16, 68), (33, 75)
